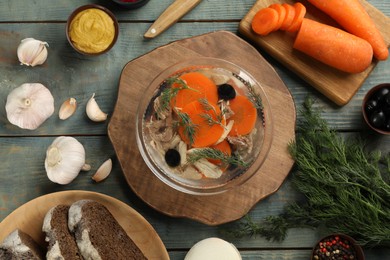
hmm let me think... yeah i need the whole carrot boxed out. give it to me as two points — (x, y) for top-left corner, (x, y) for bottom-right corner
(307, 0), (388, 60)
(293, 18), (373, 73)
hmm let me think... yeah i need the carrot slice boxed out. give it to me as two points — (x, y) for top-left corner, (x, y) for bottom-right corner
(269, 4), (286, 31)
(208, 140), (232, 167)
(171, 72), (218, 109)
(227, 95), (257, 137)
(280, 3), (296, 31)
(251, 7), (279, 36)
(293, 18), (373, 73)
(286, 2), (306, 32)
(179, 100), (226, 148)
(307, 0), (388, 60)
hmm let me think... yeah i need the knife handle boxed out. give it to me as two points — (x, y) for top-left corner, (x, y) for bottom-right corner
(144, 0), (203, 39)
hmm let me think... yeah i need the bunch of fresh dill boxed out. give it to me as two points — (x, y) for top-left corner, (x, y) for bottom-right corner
(226, 97), (390, 247)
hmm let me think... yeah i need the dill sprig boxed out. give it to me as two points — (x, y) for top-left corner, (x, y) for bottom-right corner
(158, 77), (198, 112)
(187, 147), (248, 167)
(176, 110), (198, 146)
(198, 98), (224, 127)
(246, 83), (263, 109)
(224, 96), (390, 247)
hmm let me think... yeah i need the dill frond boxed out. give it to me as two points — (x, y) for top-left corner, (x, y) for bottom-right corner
(222, 96), (390, 247)
(198, 98), (224, 127)
(187, 147), (248, 167)
(246, 83), (263, 109)
(176, 110), (198, 146)
(157, 77), (199, 113)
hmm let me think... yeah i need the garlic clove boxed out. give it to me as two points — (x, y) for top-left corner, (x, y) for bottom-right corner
(81, 164), (91, 171)
(45, 136), (86, 185)
(5, 83), (54, 130)
(17, 38), (49, 67)
(59, 98), (77, 120)
(92, 159), (112, 182)
(86, 93), (108, 122)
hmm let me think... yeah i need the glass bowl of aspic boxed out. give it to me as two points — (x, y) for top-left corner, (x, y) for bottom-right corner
(136, 57), (273, 195)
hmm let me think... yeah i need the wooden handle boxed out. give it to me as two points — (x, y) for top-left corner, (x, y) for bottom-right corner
(144, 0), (203, 39)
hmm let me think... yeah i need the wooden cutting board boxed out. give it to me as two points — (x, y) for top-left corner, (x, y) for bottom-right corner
(108, 31), (296, 225)
(239, 0), (390, 106)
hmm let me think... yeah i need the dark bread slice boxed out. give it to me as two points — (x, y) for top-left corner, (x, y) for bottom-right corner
(42, 204), (82, 259)
(68, 200), (147, 260)
(0, 229), (44, 260)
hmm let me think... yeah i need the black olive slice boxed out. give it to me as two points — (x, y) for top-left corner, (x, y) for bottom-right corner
(218, 84), (236, 101)
(165, 149), (181, 167)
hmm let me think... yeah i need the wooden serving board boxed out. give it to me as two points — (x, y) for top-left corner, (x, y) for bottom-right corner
(0, 191), (169, 260)
(108, 31), (296, 225)
(239, 0), (390, 106)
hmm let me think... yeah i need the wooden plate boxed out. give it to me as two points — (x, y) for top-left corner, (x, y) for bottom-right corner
(108, 31), (296, 225)
(0, 190), (169, 260)
(239, 0), (390, 106)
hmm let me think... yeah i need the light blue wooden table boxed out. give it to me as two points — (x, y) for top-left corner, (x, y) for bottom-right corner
(0, 0), (389, 259)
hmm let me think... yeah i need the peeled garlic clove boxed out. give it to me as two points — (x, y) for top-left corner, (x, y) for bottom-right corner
(45, 136), (86, 185)
(86, 93), (107, 122)
(59, 98), (77, 120)
(17, 38), (48, 67)
(92, 159), (112, 182)
(6, 83), (54, 130)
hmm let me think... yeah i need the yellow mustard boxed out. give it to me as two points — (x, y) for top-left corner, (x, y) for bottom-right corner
(69, 8), (115, 54)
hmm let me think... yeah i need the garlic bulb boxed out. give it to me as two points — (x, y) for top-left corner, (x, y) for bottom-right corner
(17, 38), (48, 67)
(5, 83), (54, 130)
(86, 93), (107, 122)
(59, 98), (77, 120)
(45, 136), (89, 185)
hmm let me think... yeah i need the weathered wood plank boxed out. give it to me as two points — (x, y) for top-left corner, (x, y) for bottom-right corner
(0, 135), (388, 252)
(0, 0), (387, 22)
(169, 250), (312, 259)
(169, 248), (390, 260)
(1, 23), (389, 135)
(0, 0), (258, 21)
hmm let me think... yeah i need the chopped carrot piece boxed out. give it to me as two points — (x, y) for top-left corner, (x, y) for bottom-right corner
(209, 140), (232, 168)
(178, 100), (226, 148)
(269, 4), (286, 31)
(280, 3), (296, 31)
(227, 95), (257, 137)
(286, 2), (306, 32)
(307, 0), (388, 60)
(251, 7), (279, 36)
(293, 18), (373, 73)
(171, 72), (218, 109)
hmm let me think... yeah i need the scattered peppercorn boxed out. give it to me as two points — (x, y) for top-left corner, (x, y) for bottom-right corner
(165, 149), (181, 167)
(217, 83), (236, 101)
(312, 235), (360, 260)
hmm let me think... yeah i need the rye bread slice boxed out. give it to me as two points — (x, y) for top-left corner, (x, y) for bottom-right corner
(68, 200), (147, 260)
(42, 204), (82, 259)
(0, 229), (44, 260)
